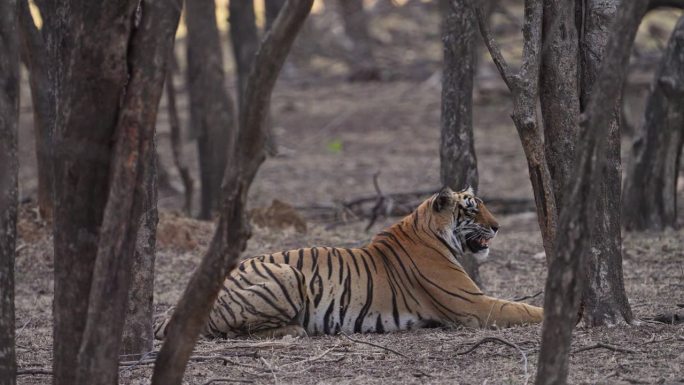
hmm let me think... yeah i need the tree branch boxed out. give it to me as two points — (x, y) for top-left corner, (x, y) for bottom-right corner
(472, 1), (513, 90)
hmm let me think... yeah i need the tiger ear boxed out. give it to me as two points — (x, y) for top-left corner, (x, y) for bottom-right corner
(434, 187), (454, 212)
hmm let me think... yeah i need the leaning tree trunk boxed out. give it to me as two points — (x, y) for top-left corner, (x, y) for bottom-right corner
(152, 2), (314, 384)
(539, 0), (580, 210)
(439, 0), (481, 284)
(535, 3), (648, 385)
(265, 0), (286, 30)
(0, 1), (19, 383)
(622, 15), (684, 231)
(578, 0), (633, 327)
(336, 0), (380, 81)
(187, 0), (236, 220)
(18, 0), (54, 221)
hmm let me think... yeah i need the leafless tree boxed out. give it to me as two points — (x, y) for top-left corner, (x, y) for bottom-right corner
(578, 0), (633, 326)
(0, 1), (19, 384)
(440, 0), (481, 283)
(623, 16), (684, 231)
(187, 0), (236, 219)
(535, 2), (649, 384)
(475, 0), (558, 262)
(17, 0), (54, 221)
(336, 0), (381, 81)
(151, 1), (314, 384)
(46, 0), (180, 384)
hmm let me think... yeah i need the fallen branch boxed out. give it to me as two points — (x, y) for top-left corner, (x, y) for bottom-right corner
(340, 332), (408, 359)
(454, 337), (529, 384)
(572, 342), (637, 354)
(202, 378), (254, 385)
(17, 369), (52, 376)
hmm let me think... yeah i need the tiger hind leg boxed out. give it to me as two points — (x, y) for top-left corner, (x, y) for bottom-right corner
(205, 260), (308, 339)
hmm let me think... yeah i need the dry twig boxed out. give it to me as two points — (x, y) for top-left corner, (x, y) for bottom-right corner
(454, 337), (529, 385)
(202, 378), (254, 385)
(17, 368), (52, 376)
(572, 342), (638, 354)
(341, 332), (409, 358)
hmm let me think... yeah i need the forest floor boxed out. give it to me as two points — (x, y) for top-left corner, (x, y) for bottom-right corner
(13, 2), (684, 384)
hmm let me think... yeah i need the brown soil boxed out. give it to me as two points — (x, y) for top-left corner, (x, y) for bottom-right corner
(13, 3), (684, 385)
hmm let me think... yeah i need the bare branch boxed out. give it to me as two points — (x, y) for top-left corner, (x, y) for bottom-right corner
(341, 332), (409, 358)
(455, 337), (529, 384)
(471, 0), (513, 90)
(572, 342), (638, 355)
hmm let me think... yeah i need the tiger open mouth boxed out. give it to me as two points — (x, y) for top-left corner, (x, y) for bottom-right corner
(466, 236), (492, 253)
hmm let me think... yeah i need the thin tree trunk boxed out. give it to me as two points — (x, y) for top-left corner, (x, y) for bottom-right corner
(578, 0), (633, 327)
(152, 2), (314, 384)
(440, 0), (481, 284)
(229, 0), (279, 156)
(0, 1), (19, 383)
(48, 1), (137, 382)
(623, 15), (684, 231)
(535, 3), (648, 384)
(73, 1), (180, 384)
(18, 0), (54, 221)
(166, 65), (194, 216)
(122, 139), (159, 357)
(187, 0), (236, 220)
(265, 0), (286, 30)
(476, 0), (558, 263)
(336, 0), (380, 81)
(539, 0), (580, 210)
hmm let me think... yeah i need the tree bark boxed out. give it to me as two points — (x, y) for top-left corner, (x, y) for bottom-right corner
(476, 0), (558, 263)
(73, 1), (180, 384)
(265, 0), (287, 30)
(48, 1), (137, 383)
(18, 0), (54, 221)
(578, 0), (633, 327)
(535, 2), (648, 384)
(152, 2), (314, 384)
(0, 1), (19, 383)
(440, 0), (481, 284)
(539, 0), (581, 209)
(166, 66), (194, 215)
(187, 0), (236, 219)
(336, 0), (380, 81)
(622, 15), (684, 231)
(122, 138), (159, 357)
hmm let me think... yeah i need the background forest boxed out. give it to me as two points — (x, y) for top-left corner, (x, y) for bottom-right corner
(1, 0), (683, 384)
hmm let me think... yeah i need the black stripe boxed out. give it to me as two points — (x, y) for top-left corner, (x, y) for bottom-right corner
(296, 248), (305, 270)
(323, 299), (336, 335)
(346, 248), (361, 276)
(375, 314), (385, 333)
(260, 263), (299, 316)
(354, 256), (374, 333)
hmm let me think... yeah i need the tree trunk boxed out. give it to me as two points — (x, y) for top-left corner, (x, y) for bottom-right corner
(152, 2), (314, 384)
(539, 0), (580, 210)
(0, 1), (19, 383)
(187, 0), (236, 220)
(336, 0), (380, 81)
(166, 66), (194, 216)
(622, 15), (684, 231)
(122, 139), (159, 357)
(535, 3), (648, 384)
(229, 0), (279, 157)
(439, 0), (481, 284)
(48, 1), (136, 382)
(578, 0), (633, 327)
(18, 0), (54, 221)
(265, 0), (287, 30)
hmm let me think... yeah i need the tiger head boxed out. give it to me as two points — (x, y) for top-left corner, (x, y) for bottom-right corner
(427, 186), (499, 259)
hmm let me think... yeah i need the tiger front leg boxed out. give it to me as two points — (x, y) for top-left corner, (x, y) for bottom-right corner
(472, 296), (543, 328)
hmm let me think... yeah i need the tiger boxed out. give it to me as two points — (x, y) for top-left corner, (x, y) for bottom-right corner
(155, 187), (543, 339)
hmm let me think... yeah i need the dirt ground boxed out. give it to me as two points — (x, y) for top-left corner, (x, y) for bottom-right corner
(12, 2), (684, 385)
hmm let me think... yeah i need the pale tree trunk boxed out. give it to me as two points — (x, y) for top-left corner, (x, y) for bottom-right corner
(578, 0), (633, 327)
(440, 0), (480, 284)
(18, 0), (54, 221)
(535, 2), (648, 384)
(539, 0), (580, 209)
(623, 16), (684, 231)
(0, 0), (19, 383)
(152, 2), (314, 384)
(187, 0), (236, 219)
(336, 0), (380, 81)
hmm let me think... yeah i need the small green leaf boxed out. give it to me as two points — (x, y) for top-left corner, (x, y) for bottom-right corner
(326, 139), (343, 154)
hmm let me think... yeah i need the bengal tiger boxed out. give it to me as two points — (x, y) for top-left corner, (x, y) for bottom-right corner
(155, 187), (543, 339)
